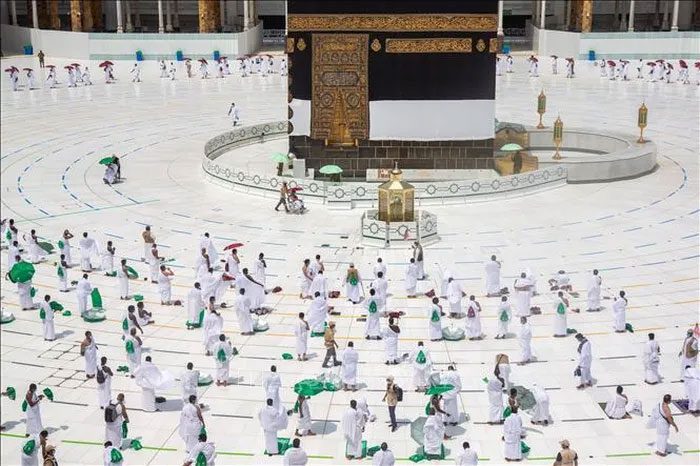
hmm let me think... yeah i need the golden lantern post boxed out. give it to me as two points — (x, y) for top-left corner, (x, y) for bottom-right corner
(637, 102), (648, 143)
(536, 89), (546, 129)
(553, 115), (563, 160)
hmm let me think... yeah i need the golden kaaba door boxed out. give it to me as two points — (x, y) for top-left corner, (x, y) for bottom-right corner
(311, 33), (369, 145)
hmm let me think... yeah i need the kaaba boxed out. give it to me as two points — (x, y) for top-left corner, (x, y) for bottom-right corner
(287, 0), (498, 179)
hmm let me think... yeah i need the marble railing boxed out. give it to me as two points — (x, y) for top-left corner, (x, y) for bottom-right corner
(203, 121), (569, 209)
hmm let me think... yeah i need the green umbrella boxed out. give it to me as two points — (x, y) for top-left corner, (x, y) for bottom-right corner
(99, 156), (116, 165)
(8, 261), (35, 283)
(293, 379), (324, 397)
(6, 386), (16, 400)
(126, 266), (139, 279)
(271, 152), (289, 163)
(425, 384), (454, 396)
(499, 143), (524, 152)
(319, 164), (343, 175)
(38, 241), (54, 254)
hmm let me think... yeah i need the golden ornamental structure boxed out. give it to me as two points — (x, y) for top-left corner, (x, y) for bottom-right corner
(378, 163), (415, 222)
(536, 89), (546, 129)
(637, 102), (648, 143)
(553, 116), (563, 160)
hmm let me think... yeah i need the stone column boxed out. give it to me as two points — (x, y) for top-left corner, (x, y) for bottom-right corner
(82, 0), (94, 31)
(670, 0), (679, 31)
(166, 0), (173, 31)
(199, 0), (221, 33)
(157, 0), (164, 33)
(628, 0), (635, 31)
(92, 0), (103, 31)
(243, 0), (249, 30)
(565, 0), (572, 29)
(662, 0), (670, 30)
(540, 0), (546, 28)
(70, 0), (82, 31)
(124, 0), (132, 32)
(173, 0), (179, 29)
(581, 0), (593, 32)
(10, 0), (18, 25)
(497, 0), (504, 35)
(133, 0), (140, 29)
(31, 0), (38, 28)
(220, 0), (226, 30)
(116, 0), (123, 32)
(37, 0), (52, 29)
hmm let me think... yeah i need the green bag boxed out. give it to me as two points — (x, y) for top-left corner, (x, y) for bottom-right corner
(57, 239), (64, 250)
(282, 353), (293, 360)
(22, 439), (36, 456)
(91, 288), (103, 309)
(556, 302), (566, 315)
(132, 294), (144, 302)
(625, 323), (634, 333)
(21, 399), (28, 412)
(111, 448), (124, 463)
(520, 441), (531, 454)
(57, 266), (64, 278)
(499, 309), (509, 322)
(121, 420), (128, 439)
(409, 452), (426, 463)
(503, 406), (512, 418)
(196, 451), (207, 466)
(368, 300), (377, 314)
(200, 426), (207, 437)
(6, 386), (16, 400)
(122, 318), (129, 331)
(349, 275), (358, 286)
(430, 308), (440, 322)
(125, 340), (135, 354)
(130, 439), (142, 450)
(216, 348), (227, 362)
(30, 287), (36, 298)
(39, 308), (46, 320)
(367, 445), (381, 457)
(49, 301), (63, 311)
(42, 387), (54, 401)
(416, 350), (426, 364)
(5, 229), (11, 241)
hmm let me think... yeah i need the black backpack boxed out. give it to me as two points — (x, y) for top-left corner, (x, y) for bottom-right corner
(394, 385), (403, 402)
(104, 402), (117, 423)
(96, 367), (105, 384)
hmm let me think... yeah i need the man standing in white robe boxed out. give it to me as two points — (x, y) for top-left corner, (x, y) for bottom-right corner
(24, 384), (44, 437)
(212, 334), (233, 386)
(531, 383), (551, 425)
(653, 394), (678, 457)
(124, 328), (142, 376)
(428, 297), (443, 341)
(341, 342), (359, 391)
(342, 400), (363, 459)
(179, 394), (205, 453)
(181, 362), (199, 402)
(157, 265), (174, 305)
(187, 282), (204, 328)
(372, 442), (395, 466)
(383, 317), (400, 365)
(455, 441), (478, 465)
(487, 376), (504, 424)
(373, 258), (387, 279)
(441, 365), (462, 425)
(644, 333), (661, 384)
(503, 407), (523, 461)
(365, 289), (381, 339)
(553, 291), (569, 337)
(17, 272), (35, 310)
(148, 244), (164, 283)
(307, 292), (328, 334)
(412, 242), (425, 280)
(683, 366), (700, 413)
(465, 296), (482, 340)
(253, 253), (267, 287)
(96, 356), (113, 409)
(405, 258), (418, 297)
(485, 255), (502, 297)
(263, 365), (282, 408)
(575, 333), (593, 389)
(79, 232), (98, 272)
(235, 288), (254, 335)
(423, 409), (445, 457)
(259, 398), (288, 456)
(294, 312), (310, 361)
(446, 277), (464, 317)
(496, 296), (511, 339)
(345, 264), (363, 304)
(40, 295), (55, 341)
(81, 330), (98, 378)
(309, 270), (328, 299)
(117, 259), (130, 299)
(513, 273), (532, 317)
(586, 269), (602, 311)
(410, 342), (432, 391)
(679, 329), (698, 379)
(519, 317), (533, 364)
(202, 308), (223, 355)
(612, 290), (628, 332)
(284, 438), (308, 465)
(76, 273), (92, 316)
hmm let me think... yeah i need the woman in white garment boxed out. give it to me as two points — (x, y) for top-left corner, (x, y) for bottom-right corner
(382, 317), (400, 365)
(179, 395), (205, 453)
(294, 394), (315, 437)
(105, 393), (128, 450)
(117, 259), (130, 299)
(553, 291), (568, 337)
(345, 264), (362, 304)
(364, 289), (381, 339)
(81, 330), (98, 379)
(40, 295), (55, 341)
(24, 384), (44, 436)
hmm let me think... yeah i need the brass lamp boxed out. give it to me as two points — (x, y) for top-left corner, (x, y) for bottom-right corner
(378, 163), (415, 222)
(536, 90), (546, 129)
(637, 102), (648, 143)
(553, 116), (563, 160)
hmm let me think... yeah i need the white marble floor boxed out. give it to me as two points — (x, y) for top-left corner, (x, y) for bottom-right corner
(1, 55), (698, 465)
